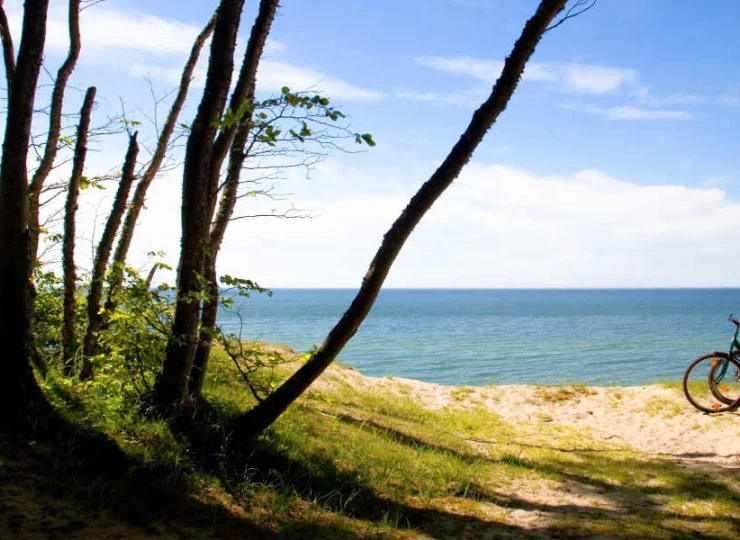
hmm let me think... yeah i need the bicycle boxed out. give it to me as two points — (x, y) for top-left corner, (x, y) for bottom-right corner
(683, 315), (740, 413)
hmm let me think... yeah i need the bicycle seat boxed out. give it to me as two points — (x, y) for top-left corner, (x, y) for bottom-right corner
(730, 315), (740, 327)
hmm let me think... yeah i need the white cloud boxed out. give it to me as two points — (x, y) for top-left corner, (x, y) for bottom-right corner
(129, 59), (385, 102)
(563, 104), (694, 120)
(717, 89), (740, 107)
(62, 156), (740, 289)
(264, 39), (288, 56)
(416, 56), (635, 94)
(560, 63), (636, 94)
(11, 2), (382, 103)
(5, 1), (205, 57)
(395, 89), (485, 107)
(416, 56), (505, 82)
(257, 61), (385, 102)
(205, 162), (740, 288)
(631, 87), (707, 106)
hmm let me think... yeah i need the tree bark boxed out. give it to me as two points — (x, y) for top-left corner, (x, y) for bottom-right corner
(208, 0), (279, 191)
(189, 128), (244, 395)
(190, 0), (280, 398)
(104, 14), (216, 318)
(0, 0), (15, 98)
(232, 0), (568, 442)
(28, 0), (82, 262)
(80, 132), (139, 379)
(153, 0), (247, 411)
(61, 86), (96, 374)
(0, 0), (51, 431)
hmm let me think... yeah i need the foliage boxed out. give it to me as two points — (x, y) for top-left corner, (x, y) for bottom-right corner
(32, 261), (174, 395)
(96, 266), (175, 396)
(32, 269), (86, 357)
(217, 88), (376, 150)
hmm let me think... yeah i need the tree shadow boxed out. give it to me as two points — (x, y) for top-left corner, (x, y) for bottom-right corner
(9, 395), (737, 539)
(230, 405), (740, 539)
(2, 423), (270, 539)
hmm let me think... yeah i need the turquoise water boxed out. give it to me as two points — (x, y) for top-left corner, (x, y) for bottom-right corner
(217, 289), (740, 386)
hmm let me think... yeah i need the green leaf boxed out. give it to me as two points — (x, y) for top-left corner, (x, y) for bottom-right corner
(361, 133), (376, 147)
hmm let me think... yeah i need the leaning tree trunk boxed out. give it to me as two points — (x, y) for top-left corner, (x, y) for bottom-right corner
(80, 132), (139, 380)
(232, 0), (569, 441)
(61, 86), (96, 375)
(0, 0), (52, 431)
(189, 0), (280, 398)
(28, 0), (82, 262)
(152, 0), (247, 412)
(104, 14), (216, 319)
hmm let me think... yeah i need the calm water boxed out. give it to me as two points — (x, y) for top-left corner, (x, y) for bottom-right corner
(217, 289), (740, 386)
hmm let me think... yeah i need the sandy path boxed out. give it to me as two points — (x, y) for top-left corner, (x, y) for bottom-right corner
(322, 364), (740, 468)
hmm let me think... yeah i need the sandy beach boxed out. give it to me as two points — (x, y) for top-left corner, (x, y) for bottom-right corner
(314, 360), (740, 469)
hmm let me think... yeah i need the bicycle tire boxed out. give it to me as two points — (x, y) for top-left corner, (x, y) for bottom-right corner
(683, 352), (740, 413)
(710, 353), (740, 405)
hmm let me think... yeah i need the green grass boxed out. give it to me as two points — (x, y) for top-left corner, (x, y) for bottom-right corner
(3, 348), (738, 539)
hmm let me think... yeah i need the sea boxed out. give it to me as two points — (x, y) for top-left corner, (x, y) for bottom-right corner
(216, 288), (740, 387)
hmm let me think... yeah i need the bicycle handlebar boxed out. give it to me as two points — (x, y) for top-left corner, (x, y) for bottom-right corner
(729, 314), (740, 327)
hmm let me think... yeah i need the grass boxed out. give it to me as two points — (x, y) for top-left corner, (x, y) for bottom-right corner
(531, 382), (596, 404)
(2, 348), (739, 539)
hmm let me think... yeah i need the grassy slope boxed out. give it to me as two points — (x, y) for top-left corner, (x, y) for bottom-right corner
(1, 348), (738, 539)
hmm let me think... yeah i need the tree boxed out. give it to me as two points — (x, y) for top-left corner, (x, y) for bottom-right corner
(101, 13), (217, 326)
(79, 131), (139, 379)
(153, 0), (279, 410)
(188, 90), (374, 398)
(0, 0), (52, 430)
(28, 0), (82, 262)
(231, 0), (571, 442)
(61, 86), (96, 374)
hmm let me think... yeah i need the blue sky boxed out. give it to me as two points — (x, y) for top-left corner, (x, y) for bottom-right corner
(10, 0), (740, 287)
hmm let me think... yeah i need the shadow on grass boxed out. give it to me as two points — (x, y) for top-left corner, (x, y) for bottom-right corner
(230, 404), (740, 539)
(7, 392), (738, 540)
(1, 421), (270, 539)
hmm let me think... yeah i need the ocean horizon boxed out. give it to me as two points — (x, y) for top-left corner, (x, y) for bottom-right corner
(217, 288), (740, 387)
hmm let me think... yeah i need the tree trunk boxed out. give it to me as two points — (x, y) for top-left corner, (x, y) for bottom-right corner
(104, 14), (216, 319)
(190, 0), (279, 398)
(153, 0), (246, 411)
(0, 0), (52, 431)
(189, 121), (249, 396)
(61, 86), (96, 374)
(232, 0), (568, 442)
(28, 0), (81, 262)
(80, 132), (139, 379)
(189, 254), (219, 397)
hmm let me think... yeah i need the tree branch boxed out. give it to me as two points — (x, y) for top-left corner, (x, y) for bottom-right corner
(28, 0), (83, 261)
(0, 0), (16, 97)
(544, 0), (596, 33)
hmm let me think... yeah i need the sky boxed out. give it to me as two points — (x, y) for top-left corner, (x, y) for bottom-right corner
(7, 0), (740, 288)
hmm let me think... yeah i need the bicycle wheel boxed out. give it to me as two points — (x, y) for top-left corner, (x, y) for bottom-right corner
(683, 352), (740, 413)
(710, 354), (740, 405)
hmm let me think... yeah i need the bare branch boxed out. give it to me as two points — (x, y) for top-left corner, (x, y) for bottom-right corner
(0, 0), (16, 97)
(544, 0), (596, 33)
(229, 207), (310, 221)
(28, 0), (83, 261)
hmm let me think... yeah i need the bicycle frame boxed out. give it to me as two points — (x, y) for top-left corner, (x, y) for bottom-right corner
(717, 322), (740, 383)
